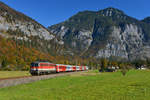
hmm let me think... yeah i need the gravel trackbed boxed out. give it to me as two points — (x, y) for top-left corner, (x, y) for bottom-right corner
(0, 71), (83, 88)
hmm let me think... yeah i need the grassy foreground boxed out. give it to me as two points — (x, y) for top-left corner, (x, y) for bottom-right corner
(0, 71), (30, 79)
(0, 70), (150, 100)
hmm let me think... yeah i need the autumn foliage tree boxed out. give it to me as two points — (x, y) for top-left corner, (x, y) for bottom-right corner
(100, 58), (108, 72)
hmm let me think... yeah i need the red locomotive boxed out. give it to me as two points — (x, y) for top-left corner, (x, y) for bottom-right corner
(30, 61), (88, 75)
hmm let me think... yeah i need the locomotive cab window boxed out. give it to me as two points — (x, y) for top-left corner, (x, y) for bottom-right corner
(31, 63), (38, 67)
(35, 63), (38, 67)
(31, 63), (34, 67)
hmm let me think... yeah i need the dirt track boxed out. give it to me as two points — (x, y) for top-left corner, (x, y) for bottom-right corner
(0, 71), (84, 88)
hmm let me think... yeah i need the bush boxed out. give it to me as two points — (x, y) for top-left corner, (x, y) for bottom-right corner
(21, 65), (30, 71)
(120, 65), (130, 76)
(121, 68), (128, 76)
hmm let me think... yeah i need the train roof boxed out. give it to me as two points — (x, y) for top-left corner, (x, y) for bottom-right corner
(32, 61), (55, 64)
(32, 62), (88, 67)
(56, 64), (72, 65)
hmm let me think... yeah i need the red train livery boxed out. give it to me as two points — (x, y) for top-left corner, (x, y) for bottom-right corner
(30, 61), (88, 75)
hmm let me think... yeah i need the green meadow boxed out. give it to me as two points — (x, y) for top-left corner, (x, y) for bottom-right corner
(0, 70), (150, 100)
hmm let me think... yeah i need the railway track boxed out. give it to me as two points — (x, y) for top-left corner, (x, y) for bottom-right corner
(0, 71), (85, 88)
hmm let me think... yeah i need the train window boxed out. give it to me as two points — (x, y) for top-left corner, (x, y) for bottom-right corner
(31, 63), (34, 67)
(35, 63), (38, 67)
(31, 63), (38, 67)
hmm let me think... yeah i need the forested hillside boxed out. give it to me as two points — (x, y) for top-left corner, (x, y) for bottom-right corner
(0, 35), (55, 70)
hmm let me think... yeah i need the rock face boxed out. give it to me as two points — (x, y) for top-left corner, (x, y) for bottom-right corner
(48, 7), (150, 60)
(0, 2), (54, 40)
(95, 24), (145, 60)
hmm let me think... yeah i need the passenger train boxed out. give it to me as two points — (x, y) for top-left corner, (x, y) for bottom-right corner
(30, 61), (88, 75)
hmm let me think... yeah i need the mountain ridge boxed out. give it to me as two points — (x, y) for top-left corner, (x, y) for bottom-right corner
(48, 7), (150, 61)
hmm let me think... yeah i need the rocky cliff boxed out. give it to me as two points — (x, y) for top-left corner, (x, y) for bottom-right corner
(48, 7), (150, 61)
(0, 2), (55, 39)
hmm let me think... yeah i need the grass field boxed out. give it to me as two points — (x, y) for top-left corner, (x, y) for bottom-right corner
(0, 71), (30, 79)
(0, 70), (150, 100)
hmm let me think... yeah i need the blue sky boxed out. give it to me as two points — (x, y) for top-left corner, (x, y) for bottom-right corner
(1, 0), (150, 27)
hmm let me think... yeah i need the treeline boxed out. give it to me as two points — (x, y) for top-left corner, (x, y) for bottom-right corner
(87, 58), (150, 71)
(47, 56), (150, 71)
(59, 57), (150, 71)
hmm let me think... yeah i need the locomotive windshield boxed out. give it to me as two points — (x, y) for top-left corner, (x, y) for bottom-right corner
(31, 63), (39, 67)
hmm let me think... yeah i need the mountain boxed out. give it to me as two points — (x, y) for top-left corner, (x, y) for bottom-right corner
(0, 1), (65, 55)
(0, 1), (54, 39)
(0, 1), (65, 70)
(48, 7), (150, 61)
(1, 1), (150, 70)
